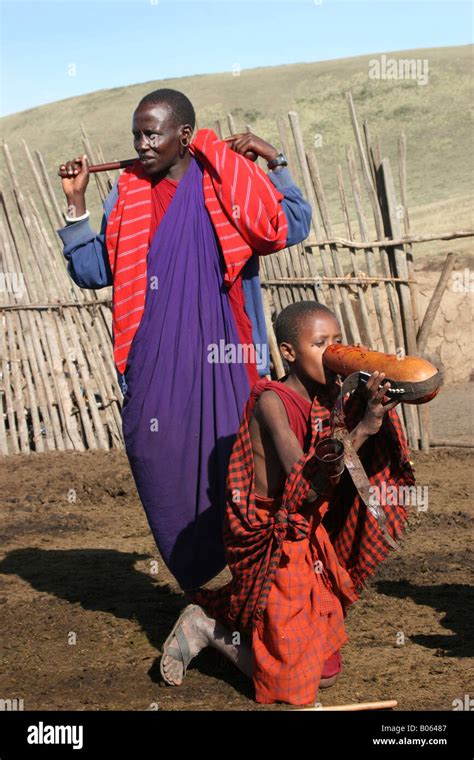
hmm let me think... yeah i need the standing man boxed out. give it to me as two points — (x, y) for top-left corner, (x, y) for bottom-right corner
(57, 88), (311, 591)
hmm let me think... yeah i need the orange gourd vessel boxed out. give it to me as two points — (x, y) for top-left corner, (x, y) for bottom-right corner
(322, 344), (440, 405)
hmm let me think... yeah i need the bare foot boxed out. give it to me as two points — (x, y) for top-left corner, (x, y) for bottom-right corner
(160, 605), (211, 686)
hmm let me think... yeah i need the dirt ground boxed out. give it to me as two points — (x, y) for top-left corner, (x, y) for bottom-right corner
(1, 388), (473, 712)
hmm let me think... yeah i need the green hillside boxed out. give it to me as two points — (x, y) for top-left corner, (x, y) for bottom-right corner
(1, 44), (472, 268)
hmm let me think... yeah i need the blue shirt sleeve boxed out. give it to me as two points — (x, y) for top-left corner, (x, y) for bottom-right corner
(268, 166), (312, 246)
(55, 179), (119, 289)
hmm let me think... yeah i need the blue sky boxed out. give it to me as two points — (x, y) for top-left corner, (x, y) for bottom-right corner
(1, 0), (472, 116)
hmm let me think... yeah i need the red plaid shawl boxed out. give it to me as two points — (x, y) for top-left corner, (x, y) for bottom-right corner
(193, 378), (416, 637)
(105, 129), (288, 373)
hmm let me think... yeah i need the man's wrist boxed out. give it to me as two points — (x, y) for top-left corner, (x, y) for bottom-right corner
(350, 421), (373, 451)
(66, 194), (87, 219)
(264, 148), (279, 163)
(64, 209), (90, 224)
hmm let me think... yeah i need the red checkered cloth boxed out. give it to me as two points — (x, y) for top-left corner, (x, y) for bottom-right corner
(192, 377), (415, 703)
(249, 490), (350, 704)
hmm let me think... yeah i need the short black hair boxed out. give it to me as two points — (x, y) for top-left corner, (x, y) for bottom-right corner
(275, 301), (337, 346)
(137, 88), (196, 130)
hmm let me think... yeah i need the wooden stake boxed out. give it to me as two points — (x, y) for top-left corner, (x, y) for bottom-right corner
(417, 253), (457, 355)
(336, 164), (375, 348)
(307, 148), (361, 345)
(80, 122), (108, 203)
(345, 144), (388, 352)
(296, 699), (398, 712)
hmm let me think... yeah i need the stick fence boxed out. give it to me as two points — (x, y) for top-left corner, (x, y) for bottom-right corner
(1, 91), (472, 455)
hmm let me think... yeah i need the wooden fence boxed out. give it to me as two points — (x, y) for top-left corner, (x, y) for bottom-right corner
(1, 91), (472, 455)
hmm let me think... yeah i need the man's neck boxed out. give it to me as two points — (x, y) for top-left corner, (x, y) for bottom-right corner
(152, 151), (192, 185)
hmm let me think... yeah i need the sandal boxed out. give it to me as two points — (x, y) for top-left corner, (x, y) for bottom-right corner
(160, 604), (200, 685)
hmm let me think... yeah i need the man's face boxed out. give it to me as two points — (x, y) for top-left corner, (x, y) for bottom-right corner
(282, 312), (342, 385)
(132, 102), (185, 176)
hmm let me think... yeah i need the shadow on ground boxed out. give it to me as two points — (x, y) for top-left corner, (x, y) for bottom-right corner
(376, 580), (474, 657)
(0, 547), (253, 696)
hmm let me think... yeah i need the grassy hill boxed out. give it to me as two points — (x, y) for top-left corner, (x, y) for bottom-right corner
(1, 44), (472, 268)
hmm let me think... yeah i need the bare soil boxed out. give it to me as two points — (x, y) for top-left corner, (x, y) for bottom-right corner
(1, 394), (473, 711)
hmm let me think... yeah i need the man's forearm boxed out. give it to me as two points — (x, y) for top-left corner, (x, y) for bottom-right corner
(349, 421), (371, 453)
(66, 192), (87, 218)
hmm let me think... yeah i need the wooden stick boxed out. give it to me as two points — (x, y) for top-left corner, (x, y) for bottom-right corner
(261, 288), (285, 379)
(80, 123), (107, 202)
(288, 110), (323, 242)
(286, 244), (312, 303)
(398, 133), (418, 330)
(430, 439), (474, 448)
(345, 144), (388, 352)
(14, 309), (45, 452)
(337, 164), (375, 347)
(261, 275), (416, 286)
(417, 253), (457, 355)
(305, 230), (473, 250)
(381, 158), (418, 355)
(346, 91), (384, 231)
(277, 115), (301, 188)
(297, 699), (398, 712)
(226, 113), (237, 135)
(259, 132), (294, 308)
(287, 112), (346, 336)
(0, 299), (112, 312)
(5, 311), (30, 453)
(96, 143), (115, 191)
(398, 132), (429, 450)
(214, 120), (223, 140)
(35, 148), (64, 227)
(58, 158), (136, 175)
(0, 334), (8, 451)
(381, 157), (420, 448)
(23, 140), (62, 242)
(363, 119), (377, 188)
(0, 222), (21, 454)
(307, 148), (361, 345)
